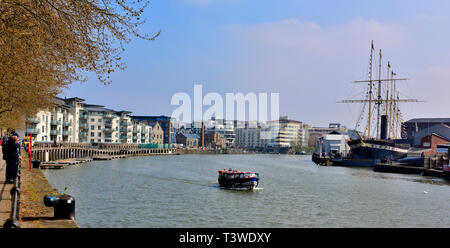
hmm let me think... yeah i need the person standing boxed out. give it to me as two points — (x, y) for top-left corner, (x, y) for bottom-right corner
(2, 132), (21, 184)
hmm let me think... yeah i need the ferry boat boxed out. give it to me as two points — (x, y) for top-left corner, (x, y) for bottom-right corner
(218, 169), (259, 190)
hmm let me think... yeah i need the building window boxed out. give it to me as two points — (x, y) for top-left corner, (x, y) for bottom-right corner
(91, 125), (95, 130)
(91, 132), (94, 137)
(98, 125), (101, 130)
(98, 133), (101, 137)
(91, 118), (95, 122)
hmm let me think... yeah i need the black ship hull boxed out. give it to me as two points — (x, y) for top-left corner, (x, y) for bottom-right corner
(347, 139), (409, 161)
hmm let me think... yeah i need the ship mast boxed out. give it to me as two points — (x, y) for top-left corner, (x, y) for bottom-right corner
(376, 49), (383, 139)
(367, 40), (375, 138)
(338, 41), (422, 140)
(389, 69), (394, 138)
(385, 61), (391, 138)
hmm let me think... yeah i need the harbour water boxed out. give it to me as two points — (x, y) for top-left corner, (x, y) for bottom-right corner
(42, 154), (450, 228)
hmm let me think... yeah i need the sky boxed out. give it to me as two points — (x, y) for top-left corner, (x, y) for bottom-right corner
(64, 0), (450, 129)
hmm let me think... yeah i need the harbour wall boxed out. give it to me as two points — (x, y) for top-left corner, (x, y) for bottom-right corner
(31, 143), (175, 162)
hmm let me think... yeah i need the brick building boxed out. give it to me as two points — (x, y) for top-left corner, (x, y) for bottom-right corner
(420, 133), (450, 156)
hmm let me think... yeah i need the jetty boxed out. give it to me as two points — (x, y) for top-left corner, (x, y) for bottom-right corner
(374, 154), (448, 178)
(31, 143), (174, 163)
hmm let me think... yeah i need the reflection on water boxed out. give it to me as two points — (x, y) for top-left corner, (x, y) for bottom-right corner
(42, 154), (450, 228)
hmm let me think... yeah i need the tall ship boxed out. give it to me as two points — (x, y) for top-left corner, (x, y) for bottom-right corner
(338, 41), (420, 163)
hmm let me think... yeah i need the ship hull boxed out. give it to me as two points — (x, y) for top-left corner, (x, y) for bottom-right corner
(347, 139), (409, 161)
(218, 178), (259, 189)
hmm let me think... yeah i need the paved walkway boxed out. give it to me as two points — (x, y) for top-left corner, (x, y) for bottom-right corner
(0, 149), (13, 226)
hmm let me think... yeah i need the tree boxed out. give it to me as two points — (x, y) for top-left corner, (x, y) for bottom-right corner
(0, 0), (160, 129)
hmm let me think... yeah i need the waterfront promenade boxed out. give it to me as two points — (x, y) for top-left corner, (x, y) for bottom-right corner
(0, 149), (78, 228)
(0, 150), (13, 226)
(0, 145), (175, 228)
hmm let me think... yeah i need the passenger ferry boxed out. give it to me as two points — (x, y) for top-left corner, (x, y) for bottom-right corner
(218, 169), (259, 190)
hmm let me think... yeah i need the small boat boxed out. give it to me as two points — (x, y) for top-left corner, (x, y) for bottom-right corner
(218, 169), (259, 190)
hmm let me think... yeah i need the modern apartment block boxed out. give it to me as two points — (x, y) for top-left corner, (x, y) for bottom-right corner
(24, 97), (160, 144)
(235, 126), (262, 149)
(234, 117), (310, 149)
(264, 116), (307, 148)
(25, 98), (78, 143)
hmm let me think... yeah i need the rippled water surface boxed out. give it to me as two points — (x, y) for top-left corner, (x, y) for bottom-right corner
(42, 154), (450, 227)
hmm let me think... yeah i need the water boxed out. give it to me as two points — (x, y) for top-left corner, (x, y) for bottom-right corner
(41, 154), (450, 228)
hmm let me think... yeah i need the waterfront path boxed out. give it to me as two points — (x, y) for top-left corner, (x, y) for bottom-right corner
(0, 149), (78, 228)
(0, 150), (13, 226)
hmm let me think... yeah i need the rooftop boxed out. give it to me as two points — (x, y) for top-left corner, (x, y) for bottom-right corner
(405, 118), (450, 123)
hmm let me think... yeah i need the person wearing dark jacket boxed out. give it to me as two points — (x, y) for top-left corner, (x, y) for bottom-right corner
(2, 132), (21, 184)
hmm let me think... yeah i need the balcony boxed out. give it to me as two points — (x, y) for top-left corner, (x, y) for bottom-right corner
(26, 128), (40, 135)
(103, 114), (118, 119)
(50, 120), (62, 126)
(79, 114), (89, 119)
(27, 117), (40, 123)
(62, 131), (70, 136)
(120, 122), (130, 126)
(120, 135), (128, 139)
(63, 121), (72, 126)
(104, 128), (112, 133)
(120, 128), (129, 133)
(50, 130), (61, 135)
(79, 132), (88, 137)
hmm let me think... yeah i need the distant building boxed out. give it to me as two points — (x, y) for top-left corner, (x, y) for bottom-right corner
(402, 118), (450, 145)
(131, 115), (175, 144)
(205, 132), (226, 149)
(176, 133), (200, 148)
(308, 123), (348, 147)
(151, 122), (164, 145)
(235, 125), (262, 149)
(316, 131), (350, 157)
(412, 123), (450, 147)
(265, 116), (303, 150)
(420, 133), (450, 156)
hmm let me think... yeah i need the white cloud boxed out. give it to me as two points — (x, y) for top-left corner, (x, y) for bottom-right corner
(225, 18), (409, 126)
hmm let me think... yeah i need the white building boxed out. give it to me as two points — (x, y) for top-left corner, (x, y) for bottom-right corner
(25, 97), (157, 144)
(316, 131), (350, 157)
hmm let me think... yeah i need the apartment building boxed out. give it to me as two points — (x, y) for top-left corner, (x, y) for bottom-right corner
(265, 116), (304, 148)
(24, 97), (160, 145)
(25, 98), (77, 143)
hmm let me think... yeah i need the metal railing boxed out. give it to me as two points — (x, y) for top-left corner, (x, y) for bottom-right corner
(3, 159), (21, 228)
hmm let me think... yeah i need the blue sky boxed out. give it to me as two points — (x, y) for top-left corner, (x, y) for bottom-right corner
(64, 0), (450, 128)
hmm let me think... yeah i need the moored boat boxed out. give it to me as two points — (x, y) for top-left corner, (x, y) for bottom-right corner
(218, 169), (259, 190)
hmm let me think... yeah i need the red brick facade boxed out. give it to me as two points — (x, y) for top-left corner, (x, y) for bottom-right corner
(421, 134), (450, 156)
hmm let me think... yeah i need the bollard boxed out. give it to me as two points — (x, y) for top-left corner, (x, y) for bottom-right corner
(32, 160), (41, 169)
(424, 157), (430, 169)
(43, 195), (75, 220)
